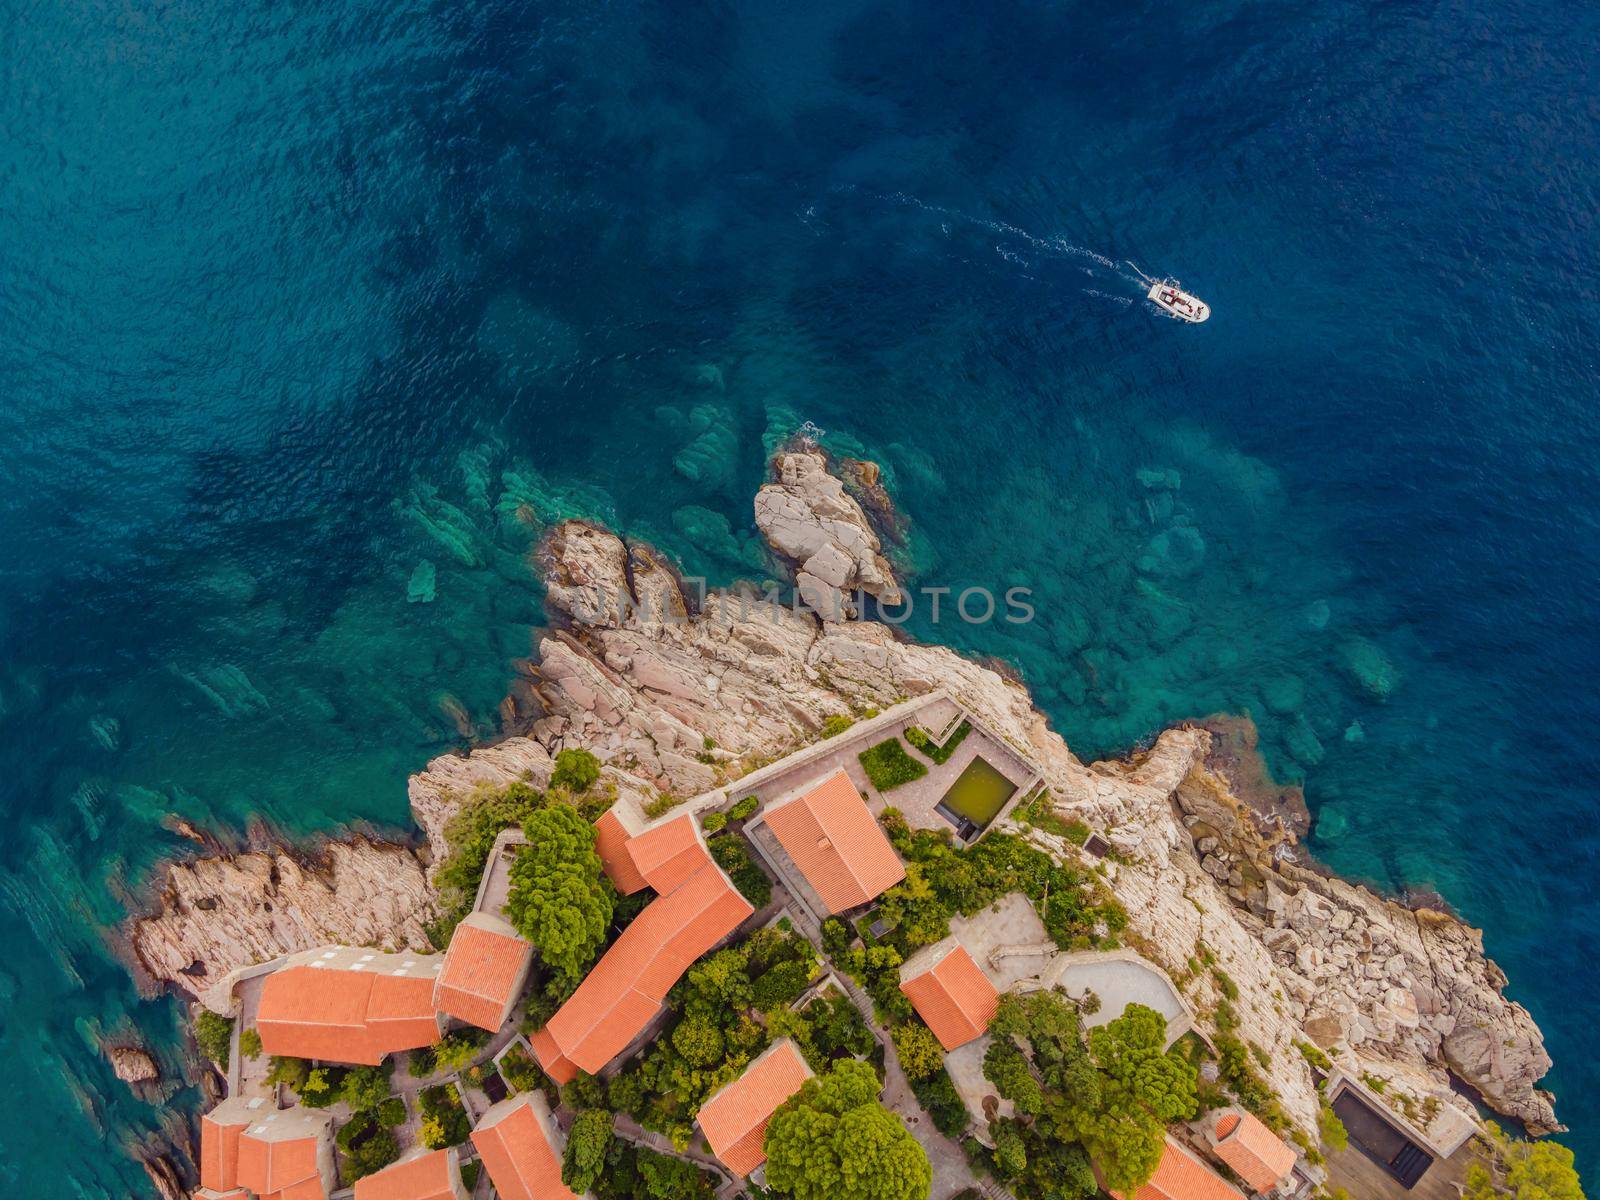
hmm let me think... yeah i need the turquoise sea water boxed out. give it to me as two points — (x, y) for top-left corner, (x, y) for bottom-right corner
(2, 1), (1597, 1192)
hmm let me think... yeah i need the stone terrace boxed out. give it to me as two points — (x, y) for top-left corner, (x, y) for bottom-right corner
(727, 690), (1041, 841)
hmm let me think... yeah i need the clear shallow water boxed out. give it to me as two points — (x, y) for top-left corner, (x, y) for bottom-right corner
(2, 0), (1597, 1192)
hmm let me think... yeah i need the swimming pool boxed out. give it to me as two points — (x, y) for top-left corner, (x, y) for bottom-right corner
(937, 756), (1018, 837)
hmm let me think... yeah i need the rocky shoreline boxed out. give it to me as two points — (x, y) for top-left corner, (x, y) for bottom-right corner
(126, 446), (1561, 1172)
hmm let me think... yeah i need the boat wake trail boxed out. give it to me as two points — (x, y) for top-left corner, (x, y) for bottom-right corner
(846, 187), (1150, 291)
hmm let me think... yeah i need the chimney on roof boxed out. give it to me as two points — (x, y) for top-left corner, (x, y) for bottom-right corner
(817, 837), (832, 850)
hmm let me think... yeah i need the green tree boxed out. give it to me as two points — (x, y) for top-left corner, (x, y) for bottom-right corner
(1055, 1004), (1196, 1194)
(431, 780), (546, 943)
(341, 1064), (393, 1112)
(671, 1015), (725, 1068)
(507, 804), (614, 981)
(193, 1009), (233, 1066)
(763, 1060), (931, 1200)
(563, 1109), (615, 1192)
(552, 748), (602, 793)
(992, 1120), (1029, 1180)
(299, 1066), (344, 1108)
(891, 1022), (945, 1081)
(983, 1037), (1044, 1115)
(266, 1056), (310, 1091)
(1465, 1124), (1586, 1200)
(238, 1028), (263, 1059)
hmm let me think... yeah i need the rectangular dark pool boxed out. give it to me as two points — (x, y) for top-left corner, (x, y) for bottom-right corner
(938, 756), (1017, 834)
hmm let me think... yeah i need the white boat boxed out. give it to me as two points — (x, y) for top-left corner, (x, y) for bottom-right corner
(1147, 280), (1210, 323)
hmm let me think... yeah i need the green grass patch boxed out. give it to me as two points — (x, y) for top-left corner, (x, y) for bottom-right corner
(904, 720), (971, 765)
(857, 738), (928, 792)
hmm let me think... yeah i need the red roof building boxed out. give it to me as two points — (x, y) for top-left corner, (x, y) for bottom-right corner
(198, 1097), (256, 1198)
(1211, 1109), (1298, 1194)
(762, 770), (904, 914)
(352, 1148), (467, 1200)
(234, 1107), (334, 1200)
(472, 1092), (584, 1200)
(257, 950), (442, 1065)
(530, 859), (753, 1083)
(1113, 1137), (1247, 1200)
(595, 808), (649, 894)
(897, 938), (1000, 1050)
(624, 814), (713, 894)
(433, 912), (533, 1033)
(696, 1039), (813, 1177)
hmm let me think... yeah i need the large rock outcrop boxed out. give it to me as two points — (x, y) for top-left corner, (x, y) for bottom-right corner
(754, 450), (902, 619)
(404, 455), (1557, 1140)
(126, 838), (437, 1003)
(130, 448), (1557, 1147)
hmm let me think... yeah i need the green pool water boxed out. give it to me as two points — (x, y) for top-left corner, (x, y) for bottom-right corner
(940, 756), (1018, 826)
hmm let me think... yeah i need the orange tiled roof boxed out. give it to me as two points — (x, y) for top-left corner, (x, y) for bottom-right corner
(898, 941), (999, 1050)
(625, 814), (712, 894)
(352, 1149), (459, 1200)
(258, 963), (438, 1065)
(236, 1127), (324, 1200)
(1115, 1137), (1247, 1200)
(471, 1094), (580, 1200)
(272, 1178), (330, 1200)
(764, 770), (905, 913)
(434, 913), (533, 1032)
(1213, 1108), (1297, 1193)
(697, 1039), (813, 1176)
(200, 1108), (249, 1192)
(595, 809), (649, 894)
(532, 860), (753, 1082)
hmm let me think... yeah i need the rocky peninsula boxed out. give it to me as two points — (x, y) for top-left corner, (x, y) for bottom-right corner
(127, 446), (1560, 1168)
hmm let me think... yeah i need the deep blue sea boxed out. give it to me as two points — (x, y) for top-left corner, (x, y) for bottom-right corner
(2, 0), (1597, 1193)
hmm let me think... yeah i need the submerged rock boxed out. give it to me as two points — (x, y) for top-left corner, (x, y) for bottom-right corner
(87, 714), (121, 752)
(407, 559), (437, 604)
(1139, 523), (1207, 578)
(1340, 637), (1401, 700)
(672, 403), (738, 491)
(1304, 599), (1331, 630)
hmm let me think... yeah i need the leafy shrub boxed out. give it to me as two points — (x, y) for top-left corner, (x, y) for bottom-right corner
(729, 795), (759, 821)
(908, 1064), (969, 1136)
(904, 721), (971, 765)
(238, 1027), (262, 1060)
(298, 1066), (347, 1108)
(377, 1096), (407, 1127)
(752, 959), (815, 1011)
(418, 1085), (471, 1149)
(341, 1063), (393, 1112)
(429, 779), (545, 945)
(892, 1021), (946, 1081)
(1295, 1039), (1333, 1073)
(708, 834), (772, 908)
(643, 792), (685, 819)
(460, 1161), (481, 1190)
(193, 1009), (233, 1066)
(804, 992), (875, 1060)
(552, 748), (602, 793)
(820, 714), (856, 739)
(857, 739), (928, 792)
(563, 1109), (615, 1192)
(336, 1109), (401, 1180)
(266, 1056), (310, 1091)
(431, 1028), (488, 1073)
(1318, 1103), (1348, 1153)
(701, 811), (728, 834)
(499, 1043), (545, 1094)
(407, 1046), (437, 1078)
